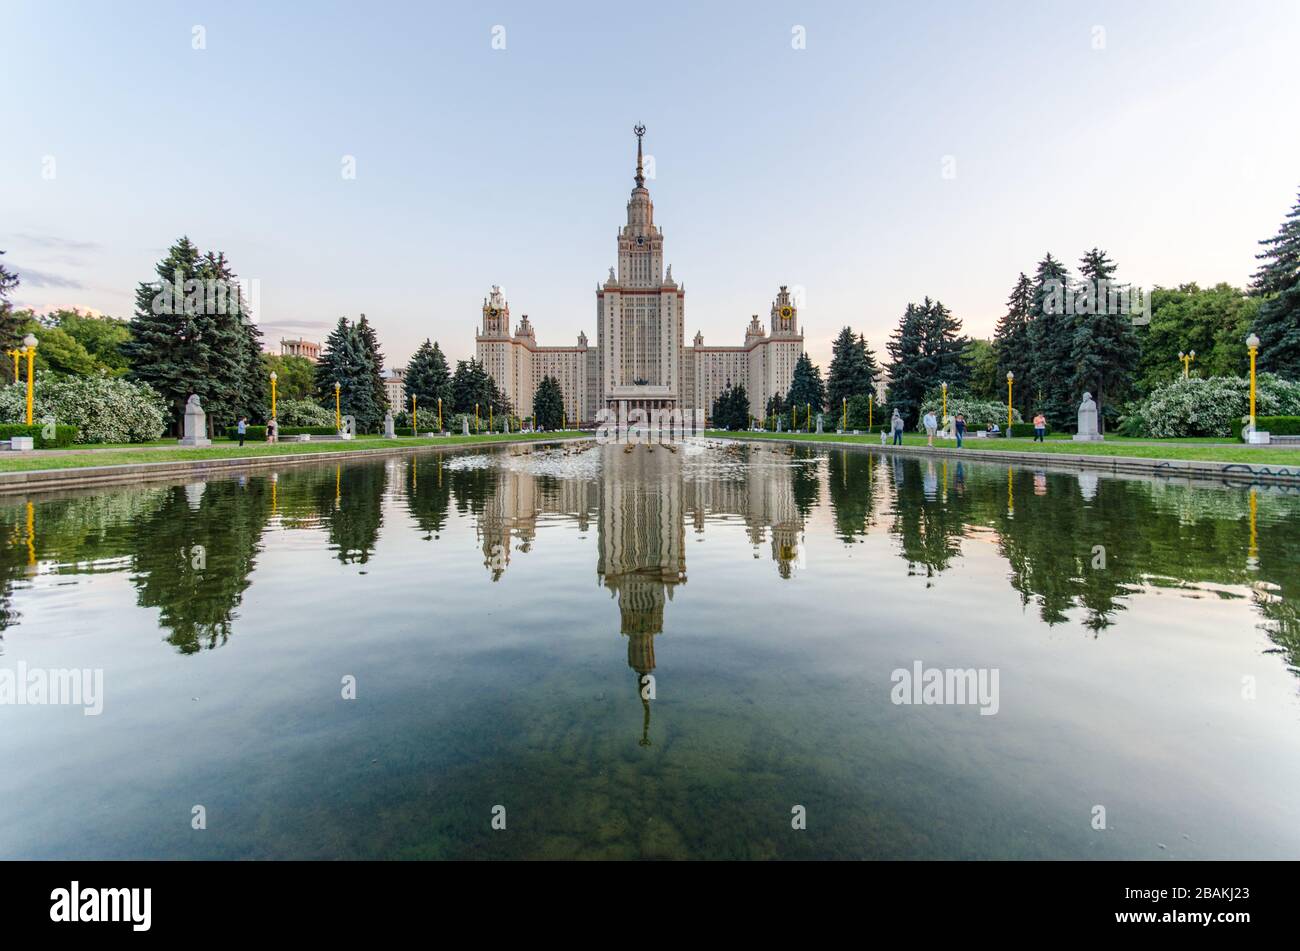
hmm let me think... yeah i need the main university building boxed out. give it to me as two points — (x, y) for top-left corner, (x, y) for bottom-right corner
(476, 127), (804, 425)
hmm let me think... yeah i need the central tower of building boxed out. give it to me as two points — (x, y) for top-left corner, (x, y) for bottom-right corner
(596, 124), (685, 418)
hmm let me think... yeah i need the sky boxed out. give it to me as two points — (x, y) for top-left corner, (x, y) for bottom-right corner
(3, 0), (1298, 371)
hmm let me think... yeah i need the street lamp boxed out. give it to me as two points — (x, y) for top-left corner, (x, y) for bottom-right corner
(1006, 371), (1014, 430)
(1242, 329), (1253, 433)
(941, 381), (948, 426)
(437, 396), (442, 432)
(334, 380), (342, 431)
(269, 370), (277, 419)
(22, 333), (37, 425)
(1178, 350), (1196, 379)
(411, 394), (418, 436)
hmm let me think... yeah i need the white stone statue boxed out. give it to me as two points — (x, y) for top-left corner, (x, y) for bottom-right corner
(815, 413), (824, 434)
(1073, 392), (1103, 442)
(462, 417), (470, 436)
(383, 411), (396, 439)
(178, 394), (212, 447)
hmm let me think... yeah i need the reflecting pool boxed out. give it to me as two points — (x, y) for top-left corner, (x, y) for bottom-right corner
(2, 441), (1299, 859)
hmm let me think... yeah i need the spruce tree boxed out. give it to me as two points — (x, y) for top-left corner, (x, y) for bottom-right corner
(885, 302), (926, 428)
(920, 298), (968, 392)
(993, 272), (1034, 414)
(826, 326), (879, 411)
(451, 358), (496, 417)
(1026, 253), (1076, 429)
(533, 375), (565, 430)
(786, 352), (826, 416)
(1070, 248), (1138, 431)
(1252, 188), (1300, 375)
(315, 316), (383, 432)
(125, 237), (212, 432)
(1251, 188), (1300, 296)
(0, 250), (21, 353)
(356, 313), (388, 418)
(404, 339), (454, 413)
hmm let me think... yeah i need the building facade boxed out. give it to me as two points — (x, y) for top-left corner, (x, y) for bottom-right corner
(280, 338), (320, 362)
(476, 127), (804, 424)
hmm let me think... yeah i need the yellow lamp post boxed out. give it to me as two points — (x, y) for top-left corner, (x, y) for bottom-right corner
(269, 370), (277, 419)
(474, 403), (480, 433)
(437, 397), (443, 432)
(412, 394), (418, 435)
(868, 394), (873, 431)
(1178, 350), (1196, 379)
(805, 403), (811, 433)
(334, 380), (341, 431)
(1248, 332), (1258, 433)
(489, 405), (493, 433)
(22, 334), (37, 425)
(941, 381), (948, 428)
(841, 397), (846, 432)
(1006, 371), (1014, 430)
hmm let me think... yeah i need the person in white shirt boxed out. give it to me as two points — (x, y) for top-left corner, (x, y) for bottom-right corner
(923, 409), (938, 446)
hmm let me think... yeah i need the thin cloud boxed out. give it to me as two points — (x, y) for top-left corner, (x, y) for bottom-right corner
(11, 266), (84, 289)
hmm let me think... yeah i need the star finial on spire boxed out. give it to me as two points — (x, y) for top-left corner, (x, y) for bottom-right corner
(634, 123), (646, 188)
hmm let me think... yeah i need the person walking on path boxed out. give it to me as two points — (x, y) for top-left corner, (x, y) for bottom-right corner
(891, 409), (905, 445)
(237, 416), (248, 447)
(954, 413), (966, 448)
(923, 409), (938, 447)
(1032, 411), (1047, 443)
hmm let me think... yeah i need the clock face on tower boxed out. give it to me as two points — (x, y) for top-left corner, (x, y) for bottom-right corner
(780, 306), (794, 319)
(635, 235), (645, 246)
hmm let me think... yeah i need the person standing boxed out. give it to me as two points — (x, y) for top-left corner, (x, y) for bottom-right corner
(236, 416), (248, 447)
(923, 408), (938, 446)
(1033, 411), (1047, 443)
(891, 409), (905, 446)
(954, 413), (966, 448)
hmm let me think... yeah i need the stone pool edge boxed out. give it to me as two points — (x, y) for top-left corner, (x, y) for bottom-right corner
(712, 435), (1300, 488)
(0, 436), (593, 497)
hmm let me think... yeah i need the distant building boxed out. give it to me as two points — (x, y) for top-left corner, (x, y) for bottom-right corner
(385, 367), (405, 409)
(281, 338), (321, 362)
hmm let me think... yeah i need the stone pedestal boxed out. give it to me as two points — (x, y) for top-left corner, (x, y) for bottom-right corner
(383, 412), (396, 439)
(462, 418), (470, 436)
(9, 436), (33, 451)
(178, 395), (212, 447)
(1248, 430), (1271, 445)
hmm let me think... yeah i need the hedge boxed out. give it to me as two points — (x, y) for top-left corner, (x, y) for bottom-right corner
(225, 426), (268, 441)
(1254, 416), (1300, 436)
(1008, 423), (1037, 438)
(0, 422), (79, 448)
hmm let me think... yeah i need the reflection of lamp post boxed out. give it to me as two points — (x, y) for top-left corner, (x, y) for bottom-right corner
(269, 370), (277, 419)
(1006, 371), (1014, 430)
(1178, 350), (1196, 379)
(1248, 332), (1258, 433)
(22, 334), (37, 425)
(334, 380), (341, 431)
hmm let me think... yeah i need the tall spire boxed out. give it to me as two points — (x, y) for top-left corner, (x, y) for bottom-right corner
(633, 123), (646, 189)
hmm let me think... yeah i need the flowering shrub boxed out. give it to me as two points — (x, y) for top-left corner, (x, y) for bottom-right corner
(0, 373), (168, 443)
(275, 398), (336, 427)
(921, 391), (1023, 430)
(1121, 374), (1300, 438)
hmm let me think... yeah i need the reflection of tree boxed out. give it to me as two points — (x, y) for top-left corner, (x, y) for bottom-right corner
(887, 458), (969, 580)
(827, 449), (877, 542)
(790, 445), (821, 517)
(405, 457), (451, 539)
(310, 464), (386, 564)
(129, 479), (272, 653)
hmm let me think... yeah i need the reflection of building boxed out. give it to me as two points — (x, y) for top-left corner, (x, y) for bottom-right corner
(476, 127), (805, 423)
(280, 338), (320, 361)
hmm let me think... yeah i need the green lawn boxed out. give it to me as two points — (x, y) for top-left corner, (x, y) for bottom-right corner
(705, 430), (1300, 466)
(0, 432), (586, 473)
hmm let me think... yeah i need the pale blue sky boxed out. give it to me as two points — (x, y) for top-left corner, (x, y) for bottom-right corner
(3, 0), (1298, 369)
